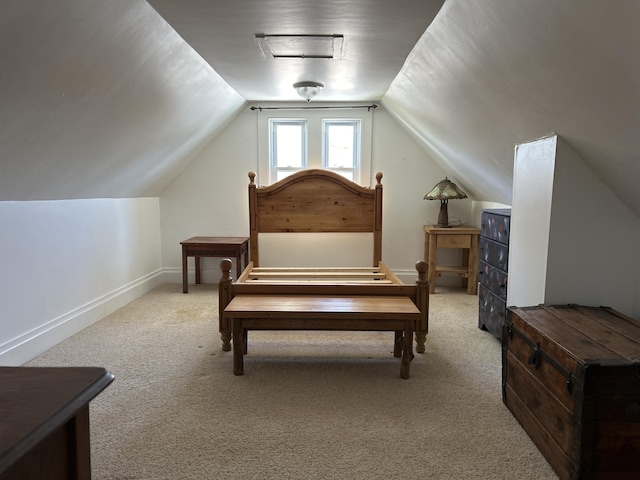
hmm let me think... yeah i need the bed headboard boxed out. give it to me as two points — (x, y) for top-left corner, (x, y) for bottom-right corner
(248, 169), (383, 267)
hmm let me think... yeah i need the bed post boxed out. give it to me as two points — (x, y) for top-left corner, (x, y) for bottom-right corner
(373, 172), (383, 266)
(248, 172), (259, 267)
(218, 258), (233, 351)
(414, 260), (429, 353)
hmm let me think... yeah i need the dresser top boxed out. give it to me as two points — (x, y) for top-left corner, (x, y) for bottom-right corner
(482, 208), (511, 216)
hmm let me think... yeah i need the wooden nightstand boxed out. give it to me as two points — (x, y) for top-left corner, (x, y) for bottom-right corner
(180, 237), (249, 293)
(423, 225), (480, 294)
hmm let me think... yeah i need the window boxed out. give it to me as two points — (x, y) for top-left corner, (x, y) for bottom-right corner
(322, 120), (360, 181)
(258, 106), (372, 185)
(270, 120), (307, 182)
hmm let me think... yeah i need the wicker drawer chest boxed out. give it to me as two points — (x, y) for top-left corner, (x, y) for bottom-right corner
(503, 304), (640, 480)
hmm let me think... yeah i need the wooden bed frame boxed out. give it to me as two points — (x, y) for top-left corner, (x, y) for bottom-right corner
(218, 169), (429, 378)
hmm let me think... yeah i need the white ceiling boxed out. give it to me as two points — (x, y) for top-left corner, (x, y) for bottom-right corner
(147, 0), (444, 102)
(0, 1), (244, 200)
(383, 0), (640, 213)
(1, 0), (639, 219)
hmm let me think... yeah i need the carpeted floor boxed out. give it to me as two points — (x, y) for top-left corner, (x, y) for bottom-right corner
(27, 284), (558, 480)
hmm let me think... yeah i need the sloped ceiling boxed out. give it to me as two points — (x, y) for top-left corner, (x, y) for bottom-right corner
(146, 0), (444, 101)
(0, 0), (244, 201)
(384, 1), (640, 214)
(1, 0), (639, 218)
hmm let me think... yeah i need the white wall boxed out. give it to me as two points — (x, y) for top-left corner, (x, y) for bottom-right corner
(0, 198), (163, 365)
(545, 137), (640, 316)
(159, 107), (257, 283)
(508, 135), (556, 307)
(0, 0), (246, 202)
(371, 109), (474, 277)
(509, 133), (640, 318)
(160, 105), (473, 283)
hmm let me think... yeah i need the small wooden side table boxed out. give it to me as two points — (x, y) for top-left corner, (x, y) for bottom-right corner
(423, 225), (480, 294)
(180, 237), (249, 293)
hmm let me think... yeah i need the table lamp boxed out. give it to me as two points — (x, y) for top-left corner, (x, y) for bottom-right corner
(424, 177), (468, 227)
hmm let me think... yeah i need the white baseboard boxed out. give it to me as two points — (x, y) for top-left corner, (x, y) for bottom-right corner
(163, 267), (187, 284)
(1, 266), (469, 366)
(0, 269), (167, 366)
(163, 266), (227, 285)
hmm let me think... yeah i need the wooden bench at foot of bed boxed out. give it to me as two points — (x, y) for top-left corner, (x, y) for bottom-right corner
(225, 294), (419, 379)
(219, 259), (429, 379)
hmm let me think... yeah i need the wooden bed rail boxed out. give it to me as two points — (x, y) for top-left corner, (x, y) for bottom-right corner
(216, 169), (429, 372)
(219, 259), (429, 353)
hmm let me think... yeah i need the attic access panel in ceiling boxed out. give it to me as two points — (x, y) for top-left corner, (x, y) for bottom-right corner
(255, 34), (344, 60)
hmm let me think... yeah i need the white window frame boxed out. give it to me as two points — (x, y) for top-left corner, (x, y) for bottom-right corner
(256, 105), (373, 186)
(322, 119), (361, 182)
(269, 119), (308, 182)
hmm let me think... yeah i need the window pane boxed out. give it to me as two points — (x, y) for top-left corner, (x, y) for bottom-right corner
(335, 171), (354, 181)
(276, 170), (296, 182)
(326, 124), (355, 168)
(274, 123), (303, 167)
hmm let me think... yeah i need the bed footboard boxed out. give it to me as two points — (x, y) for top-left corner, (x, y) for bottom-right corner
(218, 259), (429, 353)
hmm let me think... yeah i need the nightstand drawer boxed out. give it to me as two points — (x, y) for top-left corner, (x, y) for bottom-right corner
(424, 225), (479, 295)
(436, 234), (472, 249)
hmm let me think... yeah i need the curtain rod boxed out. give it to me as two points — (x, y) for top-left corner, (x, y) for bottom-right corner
(250, 104), (378, 112)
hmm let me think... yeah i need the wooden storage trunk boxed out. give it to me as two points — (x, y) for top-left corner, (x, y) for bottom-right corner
(502, 304), (640, 480)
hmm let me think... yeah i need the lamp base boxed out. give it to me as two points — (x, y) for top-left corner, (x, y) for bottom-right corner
(437, 200), (450, 227)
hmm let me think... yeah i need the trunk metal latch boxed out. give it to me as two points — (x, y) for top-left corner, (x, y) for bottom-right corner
(528, 343), (542, 368)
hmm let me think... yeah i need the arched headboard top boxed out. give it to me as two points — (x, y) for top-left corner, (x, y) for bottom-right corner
(249, 169), (382, 196)
(248, 169), (383, 266)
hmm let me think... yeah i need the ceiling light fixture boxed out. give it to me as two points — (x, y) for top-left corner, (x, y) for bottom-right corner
(293, 81), (324, 102)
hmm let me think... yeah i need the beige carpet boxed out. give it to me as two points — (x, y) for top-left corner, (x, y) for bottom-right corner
(27, 284), (558, 480)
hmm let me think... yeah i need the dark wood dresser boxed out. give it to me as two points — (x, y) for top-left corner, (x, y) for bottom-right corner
(478, 208), (510, 338)
(503, 305), (640, 480)
(0, 367), (114, 480)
